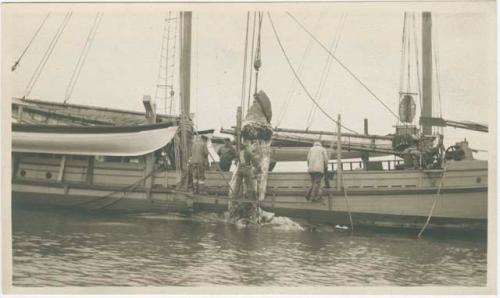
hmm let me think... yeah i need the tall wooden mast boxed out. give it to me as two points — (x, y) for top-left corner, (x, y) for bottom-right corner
(179, 11), (192, 117)
(421, 12), (433, 135)
(179, 11), (192, 173)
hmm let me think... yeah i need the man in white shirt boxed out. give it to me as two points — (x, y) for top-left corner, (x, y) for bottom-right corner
(306, 141), (329, 201)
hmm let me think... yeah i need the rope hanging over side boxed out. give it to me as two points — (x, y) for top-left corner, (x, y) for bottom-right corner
(417, 165), (447, 238)
(24, 12), (73, 99)
(12, 12), (51, 72)
(286, 12), (400, 122)
(64, 12), (103, 104)
(268, 13), (358, 134)
(69, 163), (160, 210)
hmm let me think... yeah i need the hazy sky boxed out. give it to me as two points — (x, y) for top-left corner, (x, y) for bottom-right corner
(3, 2), (495, 158)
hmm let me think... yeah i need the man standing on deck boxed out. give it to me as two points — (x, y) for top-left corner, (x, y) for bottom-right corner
(306, 141), (329, 201)
(217, 138), (237, 171)
(190, 135), (209, 194)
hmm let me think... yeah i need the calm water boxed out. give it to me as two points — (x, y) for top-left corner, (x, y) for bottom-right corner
(12, 206), (487, 287)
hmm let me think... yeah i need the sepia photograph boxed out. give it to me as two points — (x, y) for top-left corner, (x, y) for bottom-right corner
(1, 1), (496, 295)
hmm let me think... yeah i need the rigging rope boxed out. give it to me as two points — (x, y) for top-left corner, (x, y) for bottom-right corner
(306, 13), (347, 129)
(412, 13), (423, 115)
(12, 12), (51, 72)
(286, 12), (400, 121)
(154, 13), (178, 115)
(240, 12), (251, 114)
(268, 13), (358, 134)
(276, 14), (323, 128)
(406, 15), (412, 94)
(432, 15), (443, 121)
(64, 12), (102, 103)
(169, 15), (178, 115)
(399, 13), (407, 94)
(24, 12), (72, 99)
(155, 13), (169, 113)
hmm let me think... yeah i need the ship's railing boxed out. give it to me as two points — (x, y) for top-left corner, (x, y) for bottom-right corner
(329, 159), (405, 171)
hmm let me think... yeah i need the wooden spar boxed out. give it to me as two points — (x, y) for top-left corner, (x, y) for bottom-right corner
(336, 114), (342, 190)
(220, 128), (397, 155)
(422, 12), (433, 135)
(272, 127), (393, 140)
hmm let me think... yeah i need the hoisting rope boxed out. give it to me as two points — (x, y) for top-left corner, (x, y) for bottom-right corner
(306, 13), (347, 129)
(268, 13), (359, 134)
(286, 12), (400, 122)
(417, 165), (447, 239)
(253, 12), (264, 95)
(64, 12), (103, 104)
(24, 12), (72, 99)
(246, 13), (257, 110)
(11, 12), (51, 72)
(240, 12), (251, 113)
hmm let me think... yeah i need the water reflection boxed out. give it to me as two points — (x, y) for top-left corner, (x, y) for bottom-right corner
(12, 207), (486, 287)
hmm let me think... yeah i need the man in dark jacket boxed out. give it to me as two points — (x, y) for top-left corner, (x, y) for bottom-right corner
(233, 143), (259, 200)
(217, 138), (237, 171)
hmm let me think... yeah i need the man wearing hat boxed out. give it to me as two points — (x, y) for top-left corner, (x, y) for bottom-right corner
(190, 135), (209, 194)
(306, 141), (329, 201)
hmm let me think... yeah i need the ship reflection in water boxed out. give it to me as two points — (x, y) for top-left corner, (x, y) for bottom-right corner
(12, 206), (486, 287)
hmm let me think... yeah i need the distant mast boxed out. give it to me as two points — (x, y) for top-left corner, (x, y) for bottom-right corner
(421, 11), (432, 135)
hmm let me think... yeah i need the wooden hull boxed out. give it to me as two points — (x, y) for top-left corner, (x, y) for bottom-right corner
(11, 155), (488, 231)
